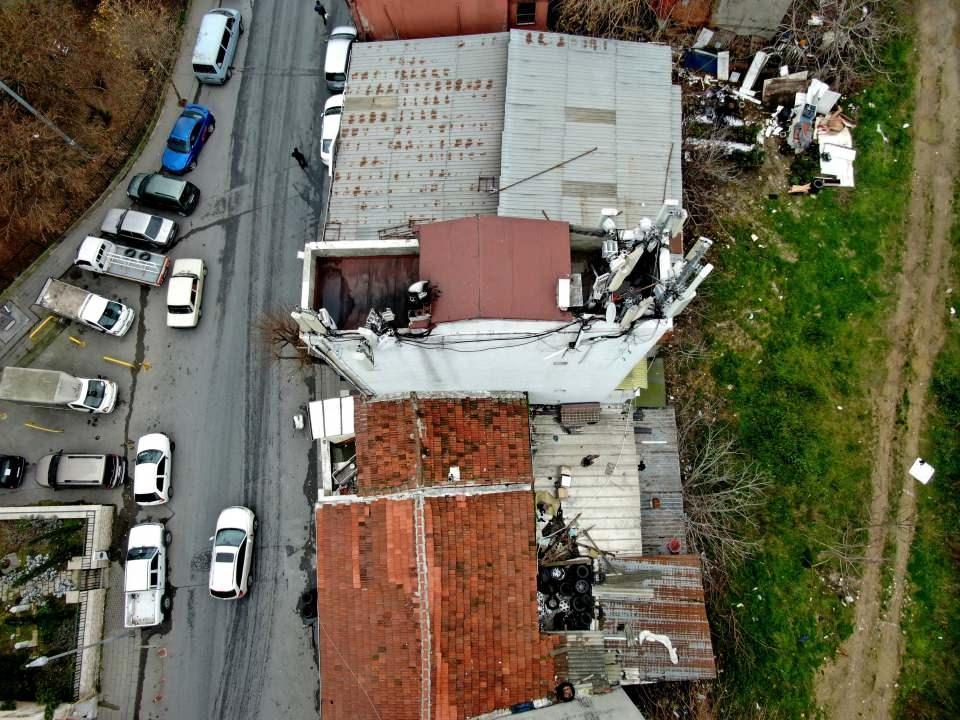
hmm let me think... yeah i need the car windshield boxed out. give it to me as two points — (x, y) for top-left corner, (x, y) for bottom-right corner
(98, 301), (124, 329)
(325, 106), (342, 118)
(145, 216), (164, 240)
(215, 528), (246, 547)
(211, 588), (237, 599)
(168, 305), (193, 314)
(135, 492), (161, 503)
(167, 136), (190, 153)
(0, 458), (15, 477)
(84, 380), (105, 407)
(137, 449), (164, 465)
(215, 551), (234, 563)
(127, 546), (158, 562)
(322, 139), (332, 153)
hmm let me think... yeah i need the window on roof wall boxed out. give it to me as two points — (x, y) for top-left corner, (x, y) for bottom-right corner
(477, 175), (499, 192)
(516, 2), (537, 25)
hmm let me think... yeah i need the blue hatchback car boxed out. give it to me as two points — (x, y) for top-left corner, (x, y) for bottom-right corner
(162, 104), (216, 174)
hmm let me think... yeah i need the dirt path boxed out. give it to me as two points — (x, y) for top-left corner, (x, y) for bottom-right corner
(814, 1), (960, 717)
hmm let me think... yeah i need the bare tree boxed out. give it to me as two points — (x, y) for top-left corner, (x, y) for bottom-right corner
(677, 405), (769, 587)
(682, 116), (748, 232)
(257, 310), (316, 367)
(772, 0), (905, 93)
(553, 0), (660, 42)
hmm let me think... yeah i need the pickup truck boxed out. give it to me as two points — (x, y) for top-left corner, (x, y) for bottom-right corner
(34, 278), (135, 337)
(124, 523), (168, 628)
(74, 236), (170, 287)
(0, 367), (117, 413)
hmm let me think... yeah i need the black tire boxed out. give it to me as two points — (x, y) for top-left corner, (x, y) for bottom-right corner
(161, 595), (172, 611)
(253, 518), (259, 532)
(239, 18), (244, 35)
(169, 440), (176, 452)
(188, 159), (197, 171)
(163, 530), (172, 545)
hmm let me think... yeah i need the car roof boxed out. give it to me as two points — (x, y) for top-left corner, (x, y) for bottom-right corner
(144, 174), (187, 199)
(117, 209), (158, 234)
(216, 506), (253, 532)
(167, 276), (195, 304)
(193, 11), (235, 65)
(209, 550), (238, 591)
(171, 113), (200, 141)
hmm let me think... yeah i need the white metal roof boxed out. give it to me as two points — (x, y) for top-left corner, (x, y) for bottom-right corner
(498, 30), (682, 228)
(324, 33), (509, 244)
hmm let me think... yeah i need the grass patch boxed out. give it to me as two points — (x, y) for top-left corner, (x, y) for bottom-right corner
(684, 37), (916, 717)
(894, 181), (960, 720)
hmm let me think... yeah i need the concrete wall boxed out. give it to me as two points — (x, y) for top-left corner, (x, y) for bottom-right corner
(308, 317), (670, 404)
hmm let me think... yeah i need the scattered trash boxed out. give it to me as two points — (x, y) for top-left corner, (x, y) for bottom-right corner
(909, 458), (934, 485)
(876, 124), (889, 143)
(902, 123), (910, 129)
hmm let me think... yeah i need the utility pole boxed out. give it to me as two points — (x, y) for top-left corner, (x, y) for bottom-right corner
(24, 630), (135, 668)
(0, 79), (91, 157)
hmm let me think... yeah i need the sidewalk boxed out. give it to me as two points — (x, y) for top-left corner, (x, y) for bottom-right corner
(0, 12), (206, 368)
(96, 563), (141, 720)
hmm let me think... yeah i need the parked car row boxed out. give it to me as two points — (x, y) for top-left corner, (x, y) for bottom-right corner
(319, 26), (357, 174)
(124, 505), (257, 628)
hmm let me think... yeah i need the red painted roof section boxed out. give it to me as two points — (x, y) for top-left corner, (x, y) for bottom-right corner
(418, 216), (572, 323)
(316, 491), (559, 720)
(354, 395), (533, 495)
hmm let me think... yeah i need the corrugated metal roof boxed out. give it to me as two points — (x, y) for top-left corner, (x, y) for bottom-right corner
(635, 408), (688, 556)
(498, 31), (682, 227)
(531, 406), (644, 555)
(327, 33), (509, 244)
(594, 556), (716, 683)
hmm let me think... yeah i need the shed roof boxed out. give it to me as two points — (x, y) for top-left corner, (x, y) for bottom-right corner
(498, 31), (682, 227)
(328, 33), (509, 244)
(353, 393), (532, 495)
(418, 216), (572, 323)
(594, 556), (716, 683)
(315, 489), (559, 720)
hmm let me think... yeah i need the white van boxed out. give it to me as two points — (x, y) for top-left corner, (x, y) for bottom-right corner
(325, 26), (357, 93)
(192, 9), (244, 85)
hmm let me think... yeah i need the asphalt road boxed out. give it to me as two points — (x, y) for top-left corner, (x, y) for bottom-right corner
(0, 1), (343, 718)
(131, 3), (341, 718)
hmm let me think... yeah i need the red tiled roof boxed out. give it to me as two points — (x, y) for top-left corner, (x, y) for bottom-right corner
(316, 490), (558, 720)
(354, 395), (533, 495)
(418, 216), (573, 323)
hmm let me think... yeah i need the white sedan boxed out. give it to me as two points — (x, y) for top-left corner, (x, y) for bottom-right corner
(319, 94), (343, 174)
(165, 258), (206, 328)
(134, 433), (172, 506)
(208, 506), (256, 600)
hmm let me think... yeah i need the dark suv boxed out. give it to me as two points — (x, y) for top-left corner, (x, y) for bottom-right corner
(0, 455), (26, 489)
(127, 173), (200, 216)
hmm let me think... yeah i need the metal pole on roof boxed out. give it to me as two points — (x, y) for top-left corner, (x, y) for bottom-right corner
(495, 147), (599, 194)
(0, 79), (91, 157)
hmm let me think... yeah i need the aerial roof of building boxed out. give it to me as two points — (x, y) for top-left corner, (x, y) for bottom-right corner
(328, 32), (509, 245)
(498, 31), (682, 228)
(323, 31), (681, 244)
(418, 216), (572, 323)
(315, 488), (559, 720)
(353, 393), (532, 495)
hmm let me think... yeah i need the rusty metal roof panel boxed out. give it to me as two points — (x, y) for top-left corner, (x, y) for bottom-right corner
(328, 33), (509, 244)
(499, 31), (682, 228)
(595, 556), (716, 683)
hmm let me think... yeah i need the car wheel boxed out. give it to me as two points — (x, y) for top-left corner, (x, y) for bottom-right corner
(253, 518), (259, 532)
(188, 159), (197, 171)
(239, 19), (244, 35)
(169, 440), (176, 451)
(163, 529), (173, 545)
(162, 594), (172, 611)
(167, 485), (173, 500)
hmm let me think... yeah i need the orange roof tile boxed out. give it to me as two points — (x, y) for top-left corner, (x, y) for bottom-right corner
(315, 491), (558, 720)
(354, 395), (533, 495)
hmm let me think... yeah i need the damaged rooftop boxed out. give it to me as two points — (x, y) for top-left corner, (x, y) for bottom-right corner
(324, 30), (682, 245)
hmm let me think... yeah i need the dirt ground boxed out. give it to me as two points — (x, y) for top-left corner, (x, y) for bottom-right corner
(814, 0), (960, 717)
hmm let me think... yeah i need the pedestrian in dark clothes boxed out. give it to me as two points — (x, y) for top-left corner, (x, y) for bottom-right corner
(292, 147), (308, 169)
(314, 2), (327, 24)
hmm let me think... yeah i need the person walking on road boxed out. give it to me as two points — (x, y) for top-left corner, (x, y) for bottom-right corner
(314, 2), (327, 24)
(292, 147), (308, 169)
